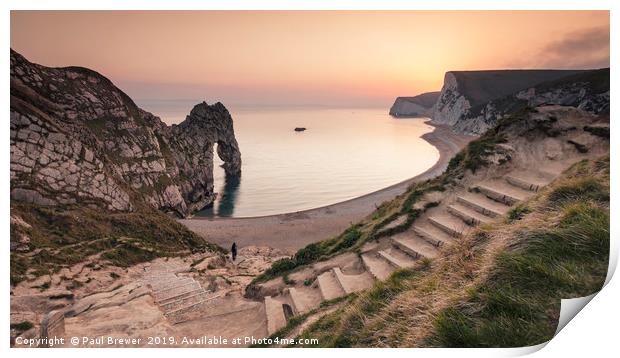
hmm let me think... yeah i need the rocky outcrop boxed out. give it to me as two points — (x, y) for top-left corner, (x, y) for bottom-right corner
(452, 69), (610, 135)
(389, 92), (440, 117)
(10, 49), (241, 217)
(427, 69), (609, 135)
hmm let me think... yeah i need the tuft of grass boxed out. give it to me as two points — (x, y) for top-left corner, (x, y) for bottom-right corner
(547, 177), (608, 205)
(296, 265), (429, 347)
(283, 274), (295, 286)
(250, 295), (352, 347)
(462, 134), (508, 173)
(506, 205), (530, 222)
(11, 321), (34, 332)
(31, 281), (51, 291)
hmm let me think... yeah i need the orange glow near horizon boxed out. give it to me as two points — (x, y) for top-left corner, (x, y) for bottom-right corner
(10, 11), (609, 107)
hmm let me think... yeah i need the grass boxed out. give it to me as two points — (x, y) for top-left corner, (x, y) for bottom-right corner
(251, 225), (363, 284)
(295, 266), (429, 347)
(11, 321), (34, 332)
(460, 134), (508, 173)
(427, 158), (609, 347)
(430, 201), (608, 347)
(506, 205), (530, 222)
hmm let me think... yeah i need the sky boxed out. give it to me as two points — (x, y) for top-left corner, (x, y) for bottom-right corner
(10, 11), (610, 107)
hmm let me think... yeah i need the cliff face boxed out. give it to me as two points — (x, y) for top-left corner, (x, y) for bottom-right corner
(10, 49), (241, 217)
(429, 69), (609, 135)
(389, 92), (440, 117)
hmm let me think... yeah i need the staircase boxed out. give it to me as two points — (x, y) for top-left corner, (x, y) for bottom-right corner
(142, 263), (224, 324)
(262, 169), (555, 335)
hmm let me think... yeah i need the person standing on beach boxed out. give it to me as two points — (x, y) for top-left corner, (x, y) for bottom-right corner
(231, 242), (237, 261)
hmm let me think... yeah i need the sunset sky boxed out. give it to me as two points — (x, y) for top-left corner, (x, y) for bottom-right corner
(10, 11), (610, 107)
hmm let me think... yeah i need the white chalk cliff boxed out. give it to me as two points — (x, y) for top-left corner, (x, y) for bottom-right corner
(392, 69), (610, 135)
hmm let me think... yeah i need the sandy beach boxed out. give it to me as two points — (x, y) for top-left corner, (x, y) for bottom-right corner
(179, 122), (474, 254)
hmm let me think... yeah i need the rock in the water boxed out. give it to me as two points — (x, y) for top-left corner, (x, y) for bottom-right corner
(10, 49), (241, 217)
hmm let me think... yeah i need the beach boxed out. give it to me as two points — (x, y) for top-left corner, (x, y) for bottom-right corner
(179, 122), (474, 254)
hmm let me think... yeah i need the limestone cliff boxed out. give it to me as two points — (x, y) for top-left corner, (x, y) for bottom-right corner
(423, 69), (609, 135)
(10, 49), (241, 217)
(389, 92), (440, 117)
(452, 69), (610, 135)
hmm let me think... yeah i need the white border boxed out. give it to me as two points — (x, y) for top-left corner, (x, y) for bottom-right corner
(2, 1), (616, 357)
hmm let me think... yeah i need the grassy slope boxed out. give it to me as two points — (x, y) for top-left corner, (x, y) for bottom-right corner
(294, 156), (609, 347)
(10, 203), (223, 285)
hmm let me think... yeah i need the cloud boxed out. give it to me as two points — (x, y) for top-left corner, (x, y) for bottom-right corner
(534, 27), (610, 69)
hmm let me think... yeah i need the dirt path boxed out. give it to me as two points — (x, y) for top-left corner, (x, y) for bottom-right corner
(179, 122), (474, 253)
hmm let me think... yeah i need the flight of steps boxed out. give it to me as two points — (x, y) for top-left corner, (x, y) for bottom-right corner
(143, 266), (223, 324)
(262, 170), (554, 336)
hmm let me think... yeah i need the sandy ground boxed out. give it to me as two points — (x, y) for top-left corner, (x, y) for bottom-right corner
(180, 122), (474, 254)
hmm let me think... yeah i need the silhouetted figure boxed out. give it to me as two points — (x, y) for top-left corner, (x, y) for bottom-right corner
(231, 242), (238, 262)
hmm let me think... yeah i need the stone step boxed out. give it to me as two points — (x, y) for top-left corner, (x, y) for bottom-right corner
(165, 294), (223, 325)
(155, 284), (203, 303)
(164, 292), (224, 315)
(361, 253), (395, 280)
(157, 287), (205, 305)
(153, 280), (198, 295)
(316, 270), (346, 301)
(377, 249), (416, 269)
(392, 235), (439, 259)
(505, 175), (546, 192)
(413, 224), (454, 247)
(447, 203), (493, 226)
(265, 296), (287, 336)
(144, 274), (177, 281)
(160, 290), (215, 312)
(286, 287), (308, 315)
(428, 215), (467, 237)
(375, 214), (408, 235)
(150, 278), (194, 291)
(332, 267), (374, 294)
(456, 193), (509, 218)
(474, 182), (530, 206)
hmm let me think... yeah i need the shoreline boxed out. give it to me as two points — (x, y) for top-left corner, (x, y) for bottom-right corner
(179, 121), (474, 253)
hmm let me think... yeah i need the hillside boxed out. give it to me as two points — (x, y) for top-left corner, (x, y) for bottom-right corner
(443, 70), (584, 107)
(389, 92), (440, 117)
(389, 68), (610, 135)
(10, 49), (237, 284)
(248, 105), (610, 347)
(454, 68), (610, 134)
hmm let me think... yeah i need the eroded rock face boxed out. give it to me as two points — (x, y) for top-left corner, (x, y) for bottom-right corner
(389, 92), (440, 117)
(10, 49), (241, 217)
(429, 69), (608, 135)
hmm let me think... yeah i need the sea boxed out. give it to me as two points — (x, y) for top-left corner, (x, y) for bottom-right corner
(136, 100), (439, 218)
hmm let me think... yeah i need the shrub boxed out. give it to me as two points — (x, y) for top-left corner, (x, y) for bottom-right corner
(11, 321), (34, 332)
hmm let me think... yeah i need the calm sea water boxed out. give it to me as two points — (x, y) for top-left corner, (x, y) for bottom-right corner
(137, 101), (439, 218)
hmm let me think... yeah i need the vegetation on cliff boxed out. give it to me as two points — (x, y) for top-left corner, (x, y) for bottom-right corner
(10, 203), (223, 286)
